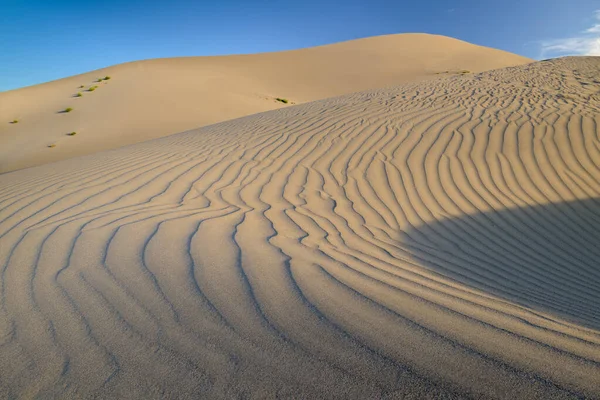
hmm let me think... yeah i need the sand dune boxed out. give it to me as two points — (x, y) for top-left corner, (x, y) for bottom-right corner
(0, 34), (531, 173)
(1, 57), (600, 398)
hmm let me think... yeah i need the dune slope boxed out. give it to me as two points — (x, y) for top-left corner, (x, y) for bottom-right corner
(0, 33), (532, 173)
(1, 57), (599, 398)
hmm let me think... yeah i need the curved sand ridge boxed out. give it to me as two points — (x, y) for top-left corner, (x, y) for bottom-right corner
(0, 33), (532, 173)
(1, 57), (600, 398)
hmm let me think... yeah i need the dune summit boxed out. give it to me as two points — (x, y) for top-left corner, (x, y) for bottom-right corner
(0, 56), (599, 398)
(0, 33), (531, 173)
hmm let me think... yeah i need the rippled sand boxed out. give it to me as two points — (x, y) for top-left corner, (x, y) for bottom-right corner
(0, 57), (599, 398)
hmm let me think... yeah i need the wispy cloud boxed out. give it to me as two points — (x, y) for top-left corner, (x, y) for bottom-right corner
(586, 10), (600, 33)
(540, 10), (600, 58)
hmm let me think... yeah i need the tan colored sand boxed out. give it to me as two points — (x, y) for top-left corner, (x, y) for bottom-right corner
(0, 33), (531, 173)
(0, 56), (599, 398)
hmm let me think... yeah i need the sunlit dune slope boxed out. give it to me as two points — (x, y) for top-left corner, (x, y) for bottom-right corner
(0, 33), (531, 173)
(1, 57), (599, 399)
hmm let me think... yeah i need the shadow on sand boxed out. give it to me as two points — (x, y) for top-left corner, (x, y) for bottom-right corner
(403, 198), (600, 330)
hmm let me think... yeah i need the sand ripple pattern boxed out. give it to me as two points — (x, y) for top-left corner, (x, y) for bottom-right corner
(1, 58), (600, 399)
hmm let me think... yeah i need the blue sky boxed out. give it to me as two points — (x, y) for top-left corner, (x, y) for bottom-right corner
(1, 0), (598, 92)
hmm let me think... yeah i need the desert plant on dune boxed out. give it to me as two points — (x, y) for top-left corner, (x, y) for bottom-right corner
(47, 144), (56, 148)
(63, 107), (73, 113)
(437, 70), (470, 75)
(103, 76), (111, 80)
(79, 85), (84, 88)
(75, 92), (82, 97)
(10, 119), (18, 124)
(96, 78), (103, 82)
(67, 132), (77, 136)
(88, 86), (98, 92)
(276, 98), (289, 104)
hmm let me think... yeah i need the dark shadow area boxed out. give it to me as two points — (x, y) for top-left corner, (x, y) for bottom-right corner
(404, 198), (600, 330)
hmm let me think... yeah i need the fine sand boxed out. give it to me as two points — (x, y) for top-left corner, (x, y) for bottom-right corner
(0, 33), (531, 173)
(1, 55), (600, 398)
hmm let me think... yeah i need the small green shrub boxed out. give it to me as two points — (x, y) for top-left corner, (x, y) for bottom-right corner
(75, 92), (82, 97)
(103, 76), (111, 80)
(276, 98), (289, 104)
(67, 131), (77, 136)
(88, 86), (98, 92)
(96, 78), (103, 82)
(10, 119), (18, 124)
(64, 107), (73, 113)
(79, 85), (84, 88)
(48, 144), (56, 148)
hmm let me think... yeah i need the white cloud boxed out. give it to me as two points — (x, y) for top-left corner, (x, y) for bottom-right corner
(586, 10), (600, 33)
(540, 10), (600, 58)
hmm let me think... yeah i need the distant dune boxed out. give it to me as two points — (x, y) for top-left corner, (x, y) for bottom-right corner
(0, 33), (531, 173)
(0, 57), (599, 398)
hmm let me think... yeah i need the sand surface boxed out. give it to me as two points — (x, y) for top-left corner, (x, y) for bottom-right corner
(0, 34), (531, 173)
(1, 56), (600, 398)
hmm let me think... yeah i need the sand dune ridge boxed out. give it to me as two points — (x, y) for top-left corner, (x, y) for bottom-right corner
(0, 33), (532, 173)
(0, 57), (599, 398)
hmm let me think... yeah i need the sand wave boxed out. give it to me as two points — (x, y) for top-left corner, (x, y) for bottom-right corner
(0, 57), (599, 398)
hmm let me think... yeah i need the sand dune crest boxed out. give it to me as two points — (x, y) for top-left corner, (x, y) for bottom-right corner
(0, 33), (531, 173)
